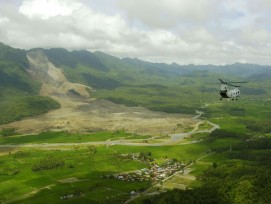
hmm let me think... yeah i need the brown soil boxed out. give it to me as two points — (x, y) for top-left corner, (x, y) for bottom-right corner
(0, 50), (199, 135)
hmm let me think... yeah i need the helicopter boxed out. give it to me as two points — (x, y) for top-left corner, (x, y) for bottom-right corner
(218, 79), (247, 100)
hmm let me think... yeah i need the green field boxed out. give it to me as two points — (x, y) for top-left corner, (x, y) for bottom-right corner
(1, 100), (271, 203)
(0, 140), (211, 203)
(1, 43), (271, 203)
(0, 145), (149, 203)
(0, 130), (141, 144)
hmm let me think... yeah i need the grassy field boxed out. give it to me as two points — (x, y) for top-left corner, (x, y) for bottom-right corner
(0, 145), (150, 203)
(1, 100), (271, 203)
(1, 43), (271, 203)
(0, 130), (215, 203)
(0, 130), (141, 144)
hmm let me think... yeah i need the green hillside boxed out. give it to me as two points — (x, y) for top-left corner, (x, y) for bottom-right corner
(0, 43), (60, 124)
(1, 43), (270, 123)
(1, 43), (271, 203)
(36, 48), (271, 114)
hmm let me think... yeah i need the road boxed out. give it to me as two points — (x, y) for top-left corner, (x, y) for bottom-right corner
(0, 110), (219, 148)
(124, 153), (214, 204)
(0, 110), (220, 204)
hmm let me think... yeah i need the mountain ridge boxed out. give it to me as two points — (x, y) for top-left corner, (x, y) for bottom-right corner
(0, 42), (270, 125)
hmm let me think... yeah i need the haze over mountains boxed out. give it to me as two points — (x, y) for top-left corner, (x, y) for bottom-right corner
(1, 41), (271, 204)
(0, 42), (270, 126)
(1, 1), (271, 203)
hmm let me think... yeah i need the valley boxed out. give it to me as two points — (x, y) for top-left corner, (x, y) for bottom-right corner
(1, 43), (271, 203)
(0, 50), (197, 136)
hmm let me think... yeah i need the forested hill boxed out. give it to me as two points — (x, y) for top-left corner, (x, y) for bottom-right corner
(35, 47), (271, 89)
(0, 43), (60, 124)
(1, 42), (271, 124)
(41, 47), (271, 110)
(28, 46), (271, 112)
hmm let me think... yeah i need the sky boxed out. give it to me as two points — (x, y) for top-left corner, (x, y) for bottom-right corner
(0, 0), (271, 65)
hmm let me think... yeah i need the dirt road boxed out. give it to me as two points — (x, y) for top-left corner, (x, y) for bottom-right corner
(0, 116), (219, 148)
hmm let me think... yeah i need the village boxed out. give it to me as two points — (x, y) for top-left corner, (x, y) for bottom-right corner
(103, 152), (187, 184)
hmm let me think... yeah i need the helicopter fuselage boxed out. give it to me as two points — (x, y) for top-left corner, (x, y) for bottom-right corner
(220, 84), (240, 100)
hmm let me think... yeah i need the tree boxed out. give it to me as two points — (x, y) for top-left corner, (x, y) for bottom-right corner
(1, 128), (16, 136)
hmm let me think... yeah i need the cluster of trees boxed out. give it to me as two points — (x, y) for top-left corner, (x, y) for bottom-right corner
(209, 129), (240, 139)
(143, 133), (271, 203)
(114, 152), (153, 163)
(87, 145), (97, 154)
(13, 151), (30, 158)
(227, 137), (271, 169)
(142, 187), (228, 204)
(151, 104), (195, 114)
(198, 161), (271, 203)
(0, 167), (20, 176)
(0, 90), (60, 125)
(242, 119), (271, 133)
(138, 152), (153, 162)
(0, 128), (16, 136)
(32, 156), (65, 171)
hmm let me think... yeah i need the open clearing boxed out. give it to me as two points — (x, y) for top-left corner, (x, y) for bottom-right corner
(0, 51), (198, 135)
(58, 177), (88, 183)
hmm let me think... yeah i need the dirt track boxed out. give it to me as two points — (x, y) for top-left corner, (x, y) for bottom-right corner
(0, 50), (198, 135)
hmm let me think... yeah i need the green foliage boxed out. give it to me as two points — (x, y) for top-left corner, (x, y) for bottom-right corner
(0, 42), (29, 69)
(141, 187), (229, 204)
(0, 43), (60, 124)
(199, 161), (271, 203)
(145, 138), (271, 204)
(13, 151), (30, 158)
(82, 73), (123, 89)
(242, 119), (271, 133)
(209, 129), (240, 139)
(0, 167), (20, 176)
(141, 101), (271, 203)
(32, 156), (65, 171)
(0, 128), (16, 136)
(0, 130), (139, 144)
(0, 91), (60, 124)
(0, 146), (149, 203)
(1, 44), (271, 203)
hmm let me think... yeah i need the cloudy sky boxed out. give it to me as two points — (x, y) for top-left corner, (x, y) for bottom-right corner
(0, 0), (271, 65)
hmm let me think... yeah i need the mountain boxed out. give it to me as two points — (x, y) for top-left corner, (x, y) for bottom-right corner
(0, 42), (270, 124)
(0, 43), (60, 124)
(27, 46), (271, 89)
(30, 47), (271, 114)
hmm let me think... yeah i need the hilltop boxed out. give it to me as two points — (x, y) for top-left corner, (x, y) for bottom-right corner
(0, 43), (197, 134)
(0, 42), (271, 133)
(1, 43), (271, 203)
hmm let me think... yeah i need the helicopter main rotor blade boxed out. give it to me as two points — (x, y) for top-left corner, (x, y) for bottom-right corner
(227, 83), (241, 87)
(218, 79), (247, 85)
(226, 81), (247, 84)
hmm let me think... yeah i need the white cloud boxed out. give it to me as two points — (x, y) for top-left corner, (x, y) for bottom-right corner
(0, 0), (270, 65)
(19, 0), (81, 19)
(117, 0), (219, 29)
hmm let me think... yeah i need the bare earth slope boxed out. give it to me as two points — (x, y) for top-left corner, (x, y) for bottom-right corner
(1, 50), (198, 135)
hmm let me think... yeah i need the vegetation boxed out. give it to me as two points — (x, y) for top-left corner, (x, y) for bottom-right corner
(0, 145), (150, 203)
(36, 46), (270, 115)
(139, 102), (271, 203)
(0, 128), (16, 136)
(141, 187), (229, 204)
(0, 43), (60, 124)
(0, 130), (142, 144)
(1, 43), (271, 203)
(32, 156), (65, 171)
